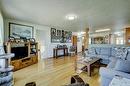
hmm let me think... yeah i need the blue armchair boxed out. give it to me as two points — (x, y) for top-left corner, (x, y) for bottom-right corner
(0, 46), (14, 86)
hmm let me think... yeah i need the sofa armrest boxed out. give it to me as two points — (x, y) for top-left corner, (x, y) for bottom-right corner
(99, 67), (130, 79)
(0, 53), (14, 59)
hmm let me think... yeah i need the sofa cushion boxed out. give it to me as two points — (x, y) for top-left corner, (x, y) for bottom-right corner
(126, 52), (130, 61)
(114, 59), (130, 73)
(85, 48), (97, 58)
(109, 57), (118, 61)
(99, 55), (109, 60)
(95, 47), (100, 55)
(100, 48), (111, 56)
(107, 58), (117, 68)
(111, 47), (116, 57)
(126, 47), (130, 61)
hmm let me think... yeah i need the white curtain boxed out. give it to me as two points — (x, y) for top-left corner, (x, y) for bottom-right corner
(0, 26), (3, 46)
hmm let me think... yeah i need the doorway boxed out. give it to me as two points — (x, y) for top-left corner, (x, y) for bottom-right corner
(36, 29), (48, 59)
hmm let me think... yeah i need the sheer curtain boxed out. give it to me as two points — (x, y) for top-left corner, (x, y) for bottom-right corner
(0, 26), (2, 46)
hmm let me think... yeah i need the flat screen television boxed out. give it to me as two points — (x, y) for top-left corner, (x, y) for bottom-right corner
(11, 46), (28, 60)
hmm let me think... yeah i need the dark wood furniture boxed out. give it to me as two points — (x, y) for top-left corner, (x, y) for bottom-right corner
(71, 75), (85, 84)
(75, 58), (100, 76)
(64, 75), (89, 86)
(25, 82), (36, 86)
(125, 27), (130, 45)
(71, 35), (77, 53)
(53, 48), (68, 58)
(5, 42), (38, 71)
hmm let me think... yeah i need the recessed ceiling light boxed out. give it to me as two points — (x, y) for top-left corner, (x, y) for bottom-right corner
(65, 14), (77, 20)
(95, 28), (110, 32)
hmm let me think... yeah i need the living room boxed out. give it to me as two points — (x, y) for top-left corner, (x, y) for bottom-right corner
(0, 0), (130, 86)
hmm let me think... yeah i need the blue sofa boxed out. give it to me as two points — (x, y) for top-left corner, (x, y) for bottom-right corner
(85, 47), (130, 86)
(99, 53), (130, 86)
(85, 47), (128, 64)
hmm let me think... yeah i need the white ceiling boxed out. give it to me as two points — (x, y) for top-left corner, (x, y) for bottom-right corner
(0, 0), (130, 32)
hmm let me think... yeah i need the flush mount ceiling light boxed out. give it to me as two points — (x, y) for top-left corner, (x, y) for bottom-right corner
(95, 28), (110, 32)
(65, 14), (77, 20)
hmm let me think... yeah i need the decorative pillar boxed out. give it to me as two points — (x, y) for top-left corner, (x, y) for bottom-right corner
(125, 27), (130, 45)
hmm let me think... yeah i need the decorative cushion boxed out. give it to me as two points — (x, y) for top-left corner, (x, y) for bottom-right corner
(95, 47), (101, 55)
(115, 48), (127, 60)
(88, 48), (96, 55)
(114, 59), (130, 73)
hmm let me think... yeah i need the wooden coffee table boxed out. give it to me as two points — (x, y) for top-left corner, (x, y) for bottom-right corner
(75, 58), (101, 76)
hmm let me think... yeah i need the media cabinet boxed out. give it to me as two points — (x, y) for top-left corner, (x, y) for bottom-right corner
(5, 41), (38, 71)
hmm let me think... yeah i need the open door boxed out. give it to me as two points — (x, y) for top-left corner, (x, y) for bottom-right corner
(71, 35), (77, 53)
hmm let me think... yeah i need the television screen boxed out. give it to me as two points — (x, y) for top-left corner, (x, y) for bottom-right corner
(11, 46), (28, 60)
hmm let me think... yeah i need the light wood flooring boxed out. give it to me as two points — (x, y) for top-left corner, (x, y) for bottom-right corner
(13, 55), (101, 86)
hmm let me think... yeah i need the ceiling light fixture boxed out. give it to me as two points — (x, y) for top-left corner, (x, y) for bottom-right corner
(95, 28), (110, 32)
(66, 14), (77, 20)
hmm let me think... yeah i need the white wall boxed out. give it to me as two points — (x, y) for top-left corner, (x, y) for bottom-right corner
(0, 9), (4, 67)
(77, 37), (82, 53)
(0, 9), (4, 45)
(4, 19), (72, 59)
(72, 32), (83, 53)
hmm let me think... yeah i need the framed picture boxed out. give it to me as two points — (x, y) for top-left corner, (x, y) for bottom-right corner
(50, 28), (72, 43)
(51, 28), (57, 42)
(51, 28), (56, 36)
(9, 22), (34, 39)
(57, 30), (61, 37)
(62, 30), (64, 37)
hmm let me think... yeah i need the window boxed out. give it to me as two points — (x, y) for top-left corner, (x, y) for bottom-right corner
(89, 38), (91, 44)
(116, 37), (124, 44)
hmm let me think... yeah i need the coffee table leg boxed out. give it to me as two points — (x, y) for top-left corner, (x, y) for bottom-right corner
(87, 65), (91, 76)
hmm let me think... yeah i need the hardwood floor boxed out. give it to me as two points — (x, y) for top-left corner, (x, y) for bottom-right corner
(13, 55), (101, 86)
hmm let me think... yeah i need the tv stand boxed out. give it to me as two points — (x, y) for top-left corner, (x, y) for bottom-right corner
(5, 41), (38, 71)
